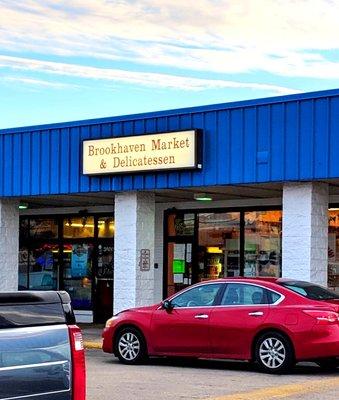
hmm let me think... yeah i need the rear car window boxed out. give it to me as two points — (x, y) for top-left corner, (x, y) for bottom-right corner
(0, 303), (65, 328)
(221, 283), (282, 305)
(279, 281), (339, 300)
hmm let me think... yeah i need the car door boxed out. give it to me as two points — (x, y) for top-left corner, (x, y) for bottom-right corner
(151, 283), (223, 355)
(209, 283), (270, 359)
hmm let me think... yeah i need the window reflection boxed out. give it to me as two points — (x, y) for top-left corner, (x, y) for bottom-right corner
(29, 244), (59, 290)
(30, 218), (58, 239)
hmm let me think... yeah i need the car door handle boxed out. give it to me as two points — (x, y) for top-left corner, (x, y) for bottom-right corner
(194, 314), (209, 319)
(248, 311), (264, 317)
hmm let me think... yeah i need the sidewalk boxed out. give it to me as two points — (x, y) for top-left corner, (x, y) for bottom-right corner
(79, 324), (104, 350)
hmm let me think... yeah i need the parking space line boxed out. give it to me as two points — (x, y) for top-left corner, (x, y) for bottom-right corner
(84, 341), (102, 350)
(204, 376), (339, 400)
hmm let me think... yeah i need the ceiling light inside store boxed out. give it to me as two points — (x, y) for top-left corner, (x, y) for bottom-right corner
(18, 202), (28, 209)
(194, 193), (212, 201)
(329, 208), (339, 211)
(69, 223), (95, 228)
(206, 247), (223, 253)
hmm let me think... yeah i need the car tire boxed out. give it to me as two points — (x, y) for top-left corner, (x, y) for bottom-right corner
(254, 332), (294, 374)
(115, 327), (148, 365)
(316, 358), (339, 371)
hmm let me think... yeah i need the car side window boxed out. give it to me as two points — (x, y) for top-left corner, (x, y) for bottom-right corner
(221, 283), (270, 305)
(268, 291), (282, 304)
(171, 284), (222, 308)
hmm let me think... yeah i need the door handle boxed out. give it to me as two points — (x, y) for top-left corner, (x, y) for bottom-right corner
(248, 311), (264, 317)
(194, 314), (209, 319)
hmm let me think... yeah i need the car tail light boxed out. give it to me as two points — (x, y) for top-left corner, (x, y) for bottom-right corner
(69, 325), (86, 400)
(303, 310), (339, 325)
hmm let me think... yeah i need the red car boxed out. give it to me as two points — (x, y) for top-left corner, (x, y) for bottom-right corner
(102, 278), (339, 373)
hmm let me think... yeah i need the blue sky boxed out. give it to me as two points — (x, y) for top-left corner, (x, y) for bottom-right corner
(1, 0), (339, 129)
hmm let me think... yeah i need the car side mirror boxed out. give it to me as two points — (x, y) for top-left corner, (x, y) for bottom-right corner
(162, 300), (173, 311)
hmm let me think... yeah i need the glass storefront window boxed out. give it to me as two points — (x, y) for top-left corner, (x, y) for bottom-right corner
(63, 216), (94, 238)
(98, 217), (115, 238)
(19, 214), (114, 319)
(165, 209), (282, 297)
(198, 212), (240, 279)
(29, 244), (59, 290)
(244, 211), (282, 277)
(62, 243), (93, 310)
(328, 210), (339, 293)
(30, 218), (58, 239)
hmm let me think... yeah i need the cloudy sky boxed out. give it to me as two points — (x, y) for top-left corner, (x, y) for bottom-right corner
(1, 0), (339, 129)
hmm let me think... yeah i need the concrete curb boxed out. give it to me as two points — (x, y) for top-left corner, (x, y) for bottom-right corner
(84, 341), (102, 350)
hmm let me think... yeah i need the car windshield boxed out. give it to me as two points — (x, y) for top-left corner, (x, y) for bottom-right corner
(279, 281), (339, 300)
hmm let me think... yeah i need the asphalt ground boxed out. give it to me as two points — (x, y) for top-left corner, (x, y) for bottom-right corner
(86, 349), (339, 400)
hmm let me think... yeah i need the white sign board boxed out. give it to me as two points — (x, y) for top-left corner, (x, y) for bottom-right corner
(83, 130), (200, 175)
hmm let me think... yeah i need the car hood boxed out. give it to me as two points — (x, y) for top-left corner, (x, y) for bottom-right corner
(120, 303), (160, 314)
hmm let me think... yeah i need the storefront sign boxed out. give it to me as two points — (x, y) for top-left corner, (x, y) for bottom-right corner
(83, 130), (201, 175)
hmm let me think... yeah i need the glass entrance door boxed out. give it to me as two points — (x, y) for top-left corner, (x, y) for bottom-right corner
(62, 243), (94, 310)
(94, 242), (114, 322)
(166, 241), (194, 297)
(198, 212), (241, 278)
(93, 216), (114, 322)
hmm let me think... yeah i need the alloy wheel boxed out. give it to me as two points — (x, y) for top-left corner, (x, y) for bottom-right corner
(118, 332), (141, 361)
(259, 337), (286, 369)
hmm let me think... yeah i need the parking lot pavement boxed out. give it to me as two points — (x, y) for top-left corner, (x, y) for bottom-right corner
(86, 350), (339, 400)
(80, 324), (103, 349)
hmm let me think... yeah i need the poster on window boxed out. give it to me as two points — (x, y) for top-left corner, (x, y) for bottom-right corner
(71, 244), (88, 277)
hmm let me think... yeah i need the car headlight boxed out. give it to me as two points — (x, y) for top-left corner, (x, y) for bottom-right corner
(105, 315), (120, 328)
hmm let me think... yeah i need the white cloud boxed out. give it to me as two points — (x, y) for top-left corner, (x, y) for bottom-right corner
(2, 76), (79, 89)
(0, 55), (297, 94)
(0, 0), (338, 80)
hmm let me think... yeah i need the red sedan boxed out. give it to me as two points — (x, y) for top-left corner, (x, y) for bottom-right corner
(102, 278), (339, 373)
